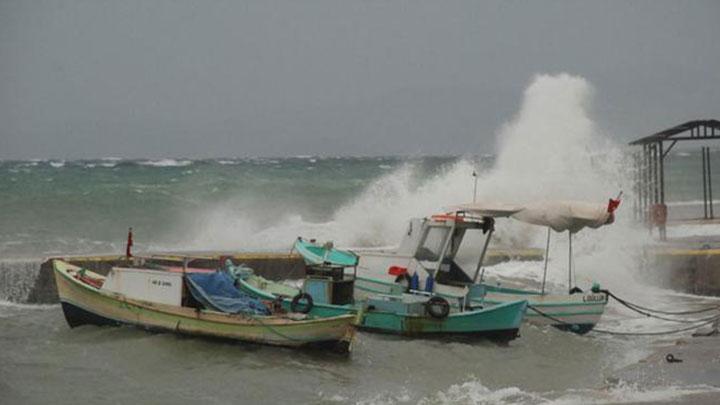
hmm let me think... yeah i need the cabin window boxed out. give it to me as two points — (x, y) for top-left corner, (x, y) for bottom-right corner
(415, 227), (450, 261)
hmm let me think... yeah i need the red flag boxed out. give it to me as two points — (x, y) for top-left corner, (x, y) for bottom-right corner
(607, 198), (621, 213)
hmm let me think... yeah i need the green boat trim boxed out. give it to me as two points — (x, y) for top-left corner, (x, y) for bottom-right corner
(479, 298), (607, 308)
(294, 238), (359, 267)
(235, 275), (355, 318)
(236, 267), (528, 340)
(524, 309), (606, 317)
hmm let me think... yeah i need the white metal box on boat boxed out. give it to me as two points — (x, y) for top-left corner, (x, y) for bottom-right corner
(101, 268), (183, 306)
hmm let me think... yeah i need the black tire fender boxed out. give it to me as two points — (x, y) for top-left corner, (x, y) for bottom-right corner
(290, 292), (314, 314)
(425, 296), (450, 319)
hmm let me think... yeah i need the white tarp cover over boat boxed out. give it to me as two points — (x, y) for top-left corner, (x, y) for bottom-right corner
(449, 202), (524, 218)
(511, 200), (613, 233)
(452, 200), (615, 233)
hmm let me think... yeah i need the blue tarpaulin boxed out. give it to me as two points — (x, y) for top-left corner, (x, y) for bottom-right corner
(186, 272), (271, 316)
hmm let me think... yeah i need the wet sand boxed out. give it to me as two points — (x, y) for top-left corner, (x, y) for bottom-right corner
(613, 333), (720, 403)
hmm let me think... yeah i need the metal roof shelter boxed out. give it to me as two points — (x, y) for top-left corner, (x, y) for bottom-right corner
(629, 120), (720, 230)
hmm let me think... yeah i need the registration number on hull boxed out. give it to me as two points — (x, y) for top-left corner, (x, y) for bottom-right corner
(582, 293), (607, 303)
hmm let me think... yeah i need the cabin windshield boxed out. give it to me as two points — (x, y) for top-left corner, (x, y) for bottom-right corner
(415, 226), (450, 261)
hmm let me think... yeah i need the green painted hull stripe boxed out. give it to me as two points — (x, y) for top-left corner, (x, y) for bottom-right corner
(480, 298), (607, 308)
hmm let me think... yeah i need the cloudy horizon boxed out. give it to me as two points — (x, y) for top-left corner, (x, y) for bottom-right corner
(1, 1), (719, 160)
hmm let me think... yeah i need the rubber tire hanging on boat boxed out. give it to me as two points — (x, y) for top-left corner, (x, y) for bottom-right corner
(290, 293), (314, 314)
(425, 296), (450, 319)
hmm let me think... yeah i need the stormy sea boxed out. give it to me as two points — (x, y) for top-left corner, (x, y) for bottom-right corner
(2, 75), (719, 404)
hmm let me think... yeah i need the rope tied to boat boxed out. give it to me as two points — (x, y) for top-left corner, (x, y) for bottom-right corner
(602, 290), (720, 316)
(527, 304), (720, 336)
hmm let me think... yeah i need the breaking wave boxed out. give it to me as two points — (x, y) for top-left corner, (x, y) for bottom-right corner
(419, 378), (720, 405)
(138, 159), (193, 167)
(186, 73), (649, 294)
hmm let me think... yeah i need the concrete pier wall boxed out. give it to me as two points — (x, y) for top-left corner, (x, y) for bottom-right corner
(23, 248), (544, 304)
(13, 245), (720, 304)
(651, 248), (720, 296)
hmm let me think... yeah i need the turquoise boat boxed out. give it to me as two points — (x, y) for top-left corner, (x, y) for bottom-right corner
(355, 200), (618, 334)
(233, 251), (528, 341)
(294, 238), (359, 267)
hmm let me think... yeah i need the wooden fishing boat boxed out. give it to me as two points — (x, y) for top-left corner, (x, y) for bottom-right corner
(53, 260), (356, 352)
(234, 253), (527, 341)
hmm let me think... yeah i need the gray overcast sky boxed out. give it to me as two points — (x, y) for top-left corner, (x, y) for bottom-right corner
(1, 0), (718, 159)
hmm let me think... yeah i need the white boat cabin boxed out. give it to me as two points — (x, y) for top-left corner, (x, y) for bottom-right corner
(357, 214), (494, 288)
(101, 267), (184, 306)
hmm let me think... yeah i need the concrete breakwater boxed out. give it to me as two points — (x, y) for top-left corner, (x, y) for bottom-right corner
(0, 259), (44, 303)
(646, 233), (720, 296)
(4, 245), (720, 303)
(0, 248), (545, 304)
(3, 245), (720, 304)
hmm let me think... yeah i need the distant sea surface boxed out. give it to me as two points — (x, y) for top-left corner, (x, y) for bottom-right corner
(1, 153), (716, 259)
(2, 154), (720, 404)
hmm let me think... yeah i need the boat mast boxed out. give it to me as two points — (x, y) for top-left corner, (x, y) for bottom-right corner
(540, 227), (551, 295)
(472, 170), (478, 203)
(472, 222), (494, 284)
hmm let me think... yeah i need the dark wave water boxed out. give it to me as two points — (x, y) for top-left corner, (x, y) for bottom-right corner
(1, 152), (716, 259)
(0, 156), (468, 258)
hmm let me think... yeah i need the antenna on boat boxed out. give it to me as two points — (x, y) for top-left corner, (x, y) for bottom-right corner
(472, 170), (478, 203)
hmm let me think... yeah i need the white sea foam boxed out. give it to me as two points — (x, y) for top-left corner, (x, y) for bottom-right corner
(0, 300), (59, 311)
(418, 378), (720, 405)
(138, 159), (193, 167)
(665, 223), (720, 239)
(187, 73), (648, 294)
(49, 161), (65, 168)
(666, 199), (720, 207)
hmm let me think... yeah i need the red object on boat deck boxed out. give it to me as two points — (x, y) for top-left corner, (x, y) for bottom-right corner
(388, 266), (408, 276)
(77, 274), (104, 289)
(126, 227), (133, 258)
(431, 213), (464, 223)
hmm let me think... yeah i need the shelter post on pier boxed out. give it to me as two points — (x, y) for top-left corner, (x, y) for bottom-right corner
(629, 120), (720, 240)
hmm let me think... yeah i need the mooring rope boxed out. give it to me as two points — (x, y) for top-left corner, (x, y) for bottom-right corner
(602, 292), (720, 324)
(527, 304), (720, 336)
(605, 290), (720, 316)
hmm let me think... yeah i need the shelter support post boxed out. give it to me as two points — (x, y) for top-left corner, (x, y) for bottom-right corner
(708, 147), (714, 219)
(700, 146), (708, 219)
(568, 231), (573, 293)
(658, 141), (667, 240)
